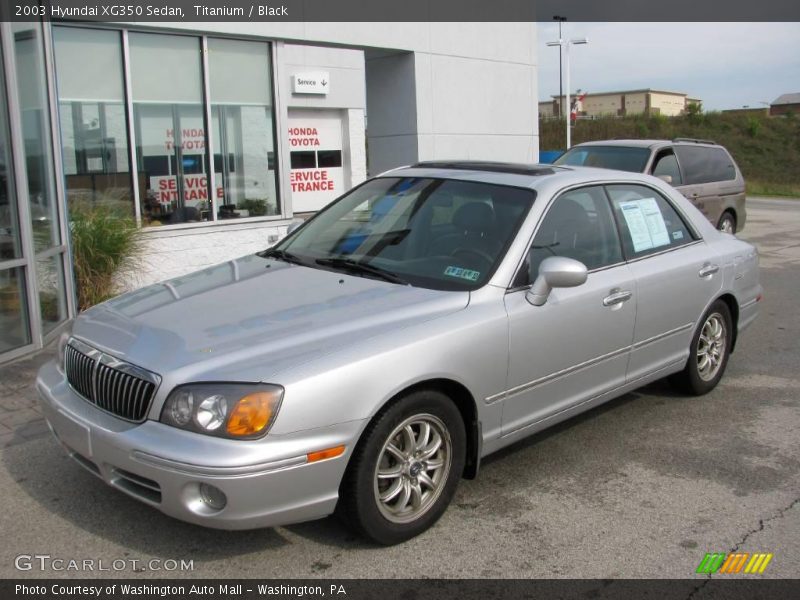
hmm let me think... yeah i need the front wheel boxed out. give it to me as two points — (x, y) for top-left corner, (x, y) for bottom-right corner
(337, 390), (466, 545)
(670, 300), (733, 395)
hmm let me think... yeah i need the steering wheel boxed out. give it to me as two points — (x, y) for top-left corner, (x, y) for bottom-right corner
(449, 247), (494, 266)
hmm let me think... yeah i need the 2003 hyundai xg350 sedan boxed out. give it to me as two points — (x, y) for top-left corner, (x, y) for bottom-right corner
(37, 162), (761, 544)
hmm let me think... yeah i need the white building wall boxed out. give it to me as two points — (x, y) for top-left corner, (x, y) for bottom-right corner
(109, 21), (537, 290)
(127, 221), (289, 289)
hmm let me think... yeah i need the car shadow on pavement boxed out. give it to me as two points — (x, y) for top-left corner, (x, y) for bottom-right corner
(2, 437), (294, 561)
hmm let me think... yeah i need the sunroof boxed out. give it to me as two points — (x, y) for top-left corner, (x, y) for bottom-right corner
(410, 161), (556, 176)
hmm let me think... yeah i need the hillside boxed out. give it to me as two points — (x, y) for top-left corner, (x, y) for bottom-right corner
(539, 112), (800, 196)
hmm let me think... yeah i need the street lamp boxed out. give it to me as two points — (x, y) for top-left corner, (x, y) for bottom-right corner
(546, 36), (588, 149)
(552, 16), (567, 118)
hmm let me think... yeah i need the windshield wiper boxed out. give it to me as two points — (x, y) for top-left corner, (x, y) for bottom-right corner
(315, 257), (408, 285)
(257, 247), (307, 266)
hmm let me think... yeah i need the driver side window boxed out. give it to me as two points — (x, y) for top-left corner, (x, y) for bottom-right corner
(652, 151), (683, 185)
(514, 186), (623, 287)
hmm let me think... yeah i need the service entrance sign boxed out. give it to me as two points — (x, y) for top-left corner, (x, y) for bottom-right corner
(288, 110), (345, 212)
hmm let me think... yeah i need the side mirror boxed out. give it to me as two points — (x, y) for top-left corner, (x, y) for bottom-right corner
(286, 219), (304, 235)
(656, 174), (673, 185)
(526, 256), (588, 306)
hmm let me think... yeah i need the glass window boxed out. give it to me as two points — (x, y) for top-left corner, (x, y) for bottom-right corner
(13, 23), (60, 251)
(53, 27), (133, 215)
(606, 184), (695, 259)
(554, 145), (651, 172)
(0, 43), (22, 262)
(651, 151), (683, 185)
(515, 186), (622, 287)
(208, 38), (279, 219)
(291, 151), (316, 170)
(35, 254), (67, 335)
(674, 145), (736, 184)
(0, 267), (31, 353)
(276, 178), (534, 291)
(130, 33), (209, 225)
(317, 150), (342, 168)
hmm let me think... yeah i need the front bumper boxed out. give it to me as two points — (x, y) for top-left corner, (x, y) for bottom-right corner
(36, 360), (364, 530)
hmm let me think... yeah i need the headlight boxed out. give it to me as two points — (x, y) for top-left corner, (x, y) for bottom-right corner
(160, 383), (283, 440)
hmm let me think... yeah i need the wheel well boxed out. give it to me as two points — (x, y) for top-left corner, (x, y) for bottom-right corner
(373, 379), (481, 480)
(720, 209), (737, 226)
(718, 293), (740, 351)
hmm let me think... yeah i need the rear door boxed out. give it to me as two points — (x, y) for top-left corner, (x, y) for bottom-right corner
(605, 183), (722, 381)
(673, 144), (739, 227)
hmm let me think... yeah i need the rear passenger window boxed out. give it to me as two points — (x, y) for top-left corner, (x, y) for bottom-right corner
(606, 184), (695, 259)
(673, 145), (736, 184)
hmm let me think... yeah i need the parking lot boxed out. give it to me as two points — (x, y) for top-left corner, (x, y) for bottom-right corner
(0, 197), (798, 579)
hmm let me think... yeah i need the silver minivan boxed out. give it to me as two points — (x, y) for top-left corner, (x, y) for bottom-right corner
(554, 138), (746, 233)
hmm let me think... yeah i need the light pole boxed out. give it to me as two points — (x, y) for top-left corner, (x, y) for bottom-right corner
(553, 16), (566, 118)
(546, 36), (588, 149)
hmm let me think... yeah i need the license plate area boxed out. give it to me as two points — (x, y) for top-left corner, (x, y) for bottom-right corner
(52, 411), (92, 458)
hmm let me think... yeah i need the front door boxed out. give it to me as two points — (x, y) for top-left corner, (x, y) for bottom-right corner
(501, 185), (636, 435)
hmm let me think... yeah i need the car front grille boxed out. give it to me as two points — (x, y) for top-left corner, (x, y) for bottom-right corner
(64, 340), (160, 422)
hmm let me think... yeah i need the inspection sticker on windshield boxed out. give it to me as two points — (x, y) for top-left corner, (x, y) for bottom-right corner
(444, 266), (480, 281)
(618, 198), (671, 253)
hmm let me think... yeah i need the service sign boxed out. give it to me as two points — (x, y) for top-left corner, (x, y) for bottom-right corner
(288, 111), (345, 213)
(292, 72), (330, 95)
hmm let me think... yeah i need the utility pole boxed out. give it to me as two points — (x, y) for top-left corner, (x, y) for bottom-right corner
(553, 16), (566, 119)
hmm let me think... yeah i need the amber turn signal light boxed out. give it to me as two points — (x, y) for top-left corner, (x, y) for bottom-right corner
(226, 392), (277, 436)
(307, 445), (346, 463)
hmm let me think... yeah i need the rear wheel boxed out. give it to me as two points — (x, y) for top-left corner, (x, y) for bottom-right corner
(337, 390), (466, 545)
(671, 300), (733, 395)
(717, 211), (736, 234)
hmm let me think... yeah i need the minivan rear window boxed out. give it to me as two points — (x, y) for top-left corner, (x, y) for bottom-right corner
(554, 146), (651, 172)
(674, 145), (736, 184)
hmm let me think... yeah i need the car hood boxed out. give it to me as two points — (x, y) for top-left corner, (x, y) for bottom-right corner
(71, 255), (469, 382)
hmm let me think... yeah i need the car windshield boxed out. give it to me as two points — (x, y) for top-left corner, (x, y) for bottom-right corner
(554, 145), (651, 172)
(268, 177), (535, 291)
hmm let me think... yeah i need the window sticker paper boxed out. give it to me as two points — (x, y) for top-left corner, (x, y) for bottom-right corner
(619, 198), (671, 253)
(444, 266), (480, 281)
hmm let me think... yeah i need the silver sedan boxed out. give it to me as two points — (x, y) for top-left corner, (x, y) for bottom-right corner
(37, 162), (761, 544)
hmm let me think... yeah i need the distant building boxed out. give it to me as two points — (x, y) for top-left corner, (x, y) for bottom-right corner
(770, 93), (800, 116)
(539, 89), (701, 118)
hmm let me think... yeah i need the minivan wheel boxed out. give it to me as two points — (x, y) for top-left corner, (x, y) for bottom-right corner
(337, 390), (466, 545)
(717, 212), (736, 234)
(670, 300), (733, 396)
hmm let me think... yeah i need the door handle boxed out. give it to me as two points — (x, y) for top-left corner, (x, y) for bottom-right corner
(603, 289), (632, 307)
(698, 263), (719, 278)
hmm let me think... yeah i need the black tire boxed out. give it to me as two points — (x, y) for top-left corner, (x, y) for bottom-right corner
(337, 389), (466, 545)
(717, 211), (736, 234)
(670, 300), (733, 395)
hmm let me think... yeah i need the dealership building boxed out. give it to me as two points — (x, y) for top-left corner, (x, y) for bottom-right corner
(0, 19), (538, 363)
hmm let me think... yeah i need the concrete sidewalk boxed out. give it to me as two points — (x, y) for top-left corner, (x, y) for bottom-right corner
(0, 345), (56, 448)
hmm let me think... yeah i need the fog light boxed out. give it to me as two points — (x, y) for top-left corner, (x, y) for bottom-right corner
(199, 483), (227, 511)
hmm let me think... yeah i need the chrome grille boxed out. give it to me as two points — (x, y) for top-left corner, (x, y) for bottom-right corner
(64, 340), (160, 422)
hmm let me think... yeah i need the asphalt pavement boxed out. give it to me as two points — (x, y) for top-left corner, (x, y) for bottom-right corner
(0, 197), (798, 579)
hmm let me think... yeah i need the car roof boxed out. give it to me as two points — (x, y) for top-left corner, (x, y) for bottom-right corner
(381, 160), (660, 191)
(571, 138), (721, 150)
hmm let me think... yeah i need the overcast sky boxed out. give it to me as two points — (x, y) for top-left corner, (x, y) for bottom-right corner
(536, 23), (800, 110)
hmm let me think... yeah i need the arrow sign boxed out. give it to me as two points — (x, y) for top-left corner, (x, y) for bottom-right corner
(292, 72), (330, 95)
